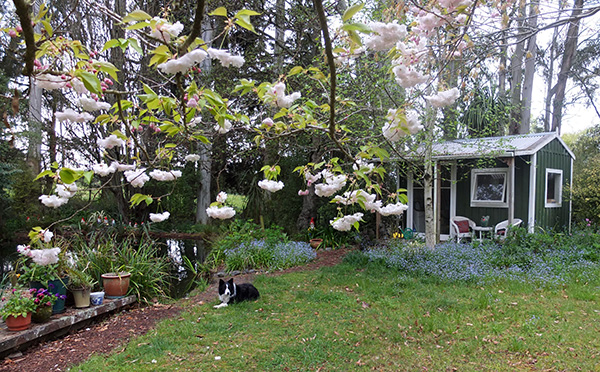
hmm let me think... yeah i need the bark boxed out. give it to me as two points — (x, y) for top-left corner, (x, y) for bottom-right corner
(274, 0), (285, 73)
(551, 0), (584, 133)
(296, 138), (323, 232)
(543, 25), (559, 132)
(509, 2), (526, 135)
(519, 0), (539, 134)
(195, 143), (212, 224)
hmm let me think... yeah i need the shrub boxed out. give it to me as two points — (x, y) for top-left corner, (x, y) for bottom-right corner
(223, 239), (316, 272)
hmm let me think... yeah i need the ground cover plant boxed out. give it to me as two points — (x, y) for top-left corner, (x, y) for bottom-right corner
(72, 234), (600, 371)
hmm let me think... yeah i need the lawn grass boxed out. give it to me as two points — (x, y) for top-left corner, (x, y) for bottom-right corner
(74, 260), (600, 371)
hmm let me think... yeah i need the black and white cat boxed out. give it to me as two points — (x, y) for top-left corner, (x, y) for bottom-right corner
(213, 278), (260, 309)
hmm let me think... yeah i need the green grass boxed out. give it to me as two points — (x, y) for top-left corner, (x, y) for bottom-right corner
(74, 260), (600, 371)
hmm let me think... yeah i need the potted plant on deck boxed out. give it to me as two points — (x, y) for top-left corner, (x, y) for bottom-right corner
(101, 266), (131, 299)
(0, 288), (37, 331)
(68, 267), (96, 308)
(29, 287), (62, 323)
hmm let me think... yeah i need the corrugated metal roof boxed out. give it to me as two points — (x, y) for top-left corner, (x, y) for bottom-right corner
(423, 132), (575, 160)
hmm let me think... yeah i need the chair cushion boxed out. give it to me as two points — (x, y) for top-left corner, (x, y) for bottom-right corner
(496, 229), (506, 235)
(455, 220), (470, 233)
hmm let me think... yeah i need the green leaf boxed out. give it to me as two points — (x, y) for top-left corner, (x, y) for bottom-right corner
(342, 3), (364, 22)
(130, 194), (153, 207)
(288, 66), (304, 76)
(125, 21), (150, 30)
(34, 169), (54, 181)
(102, 39), (120, 52)
(341, 23), (371, 33)
(122, 9), (152, 23)
(83, 171), (94, 184)
(209, 7), (228, 17)
(59, 168), (83, 184)
(128, 38), (143, 54)
(235, 17), (256, 33)
(347, 30), (363, 46)
(235, 9), (261, 17)
(41, 20), (53, 36)
(75, 71), (102, 94)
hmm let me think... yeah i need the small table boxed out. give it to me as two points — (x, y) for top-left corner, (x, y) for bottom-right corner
(473, 226), (493, 241)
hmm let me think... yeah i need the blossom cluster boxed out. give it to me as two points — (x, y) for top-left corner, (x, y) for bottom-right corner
(39, 183), (78, 208)
(258, 179), (284, 192)
(17, 245), (61, 266)
(206, 191), (236, 220)
(264, 82), (301, 108)
(382, 109), (423, 142)
(149, 211), (170, 223)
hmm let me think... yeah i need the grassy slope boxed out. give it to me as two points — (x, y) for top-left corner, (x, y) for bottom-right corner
(76, 261), (600, 371)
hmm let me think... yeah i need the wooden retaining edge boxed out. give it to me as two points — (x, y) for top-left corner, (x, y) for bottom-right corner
(0, 295), (136, 358)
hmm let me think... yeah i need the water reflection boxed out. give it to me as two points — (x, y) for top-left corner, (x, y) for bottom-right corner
(163, 239), (209, 298)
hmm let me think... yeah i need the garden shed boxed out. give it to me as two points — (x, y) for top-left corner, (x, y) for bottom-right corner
(403, 132), (574, 240)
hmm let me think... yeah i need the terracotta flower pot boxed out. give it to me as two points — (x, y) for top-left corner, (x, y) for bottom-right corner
(5, 313), (32, 331)
(310, 238), (323, 249)
(101, 272), (131, 299)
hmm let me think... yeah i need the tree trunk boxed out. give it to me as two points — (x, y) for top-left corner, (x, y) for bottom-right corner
(543, 25), (559, 132)
(274, 0), (285, 73)
(519, 0), (539, 134)
(551, 0), (584, 133)
(509, 1), (526, 135)
(195, 143), (212, 224)
(296, 138), (323, 232)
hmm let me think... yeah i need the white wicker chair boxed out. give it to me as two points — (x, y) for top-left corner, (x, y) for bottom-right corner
(450, 216), (476, 243)
(494, 218), (523, 240)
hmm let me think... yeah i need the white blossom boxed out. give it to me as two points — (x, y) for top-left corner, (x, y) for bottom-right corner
(149, 211), (170, 223)
(124, 168), (150, 188)
(56, 183), (77, 199)
(41, 229), (54, 243)
(80, 96), (111, 112)
(353, 159), (375, 174)
(185, 154), (201, 162)
(382, 109), (423, 142)
(150, 17), (184, 42)
(111, 162), (136, 172)
(157, 49), (208, 74)
(216, 192), (227, 203)
(93, 163), (117, 176)
(207, 48), (245, 68)
(149, 169), (182, 181)
(314, 171), (347, 197)
(392, 64), (430, 88)
(258, 179), (284, 192)
(438, 0), (472, 11)
(424, 87), (461, 108)
(206, 205), (236, 220)
(39, 194), (69, 208)
(27, 247), (61, 266)
(264, 82), (301, 108)
(330, 213), (364, 231)
(71, 78), (87, 94)
(56, 108), (94, 123)
(378, 202), (409, 216)
(97, 134), (125, 149)
(35, 74), (67, 90)
(214, 120), (232, 134)
(365, 21), (408, 51)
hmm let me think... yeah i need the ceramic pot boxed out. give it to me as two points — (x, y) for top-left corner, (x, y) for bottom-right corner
(71, 287), (91, 308)
(32, 305), (52, 323)
(5, 313), (32, 331)
(101, 272), (131, 298)
(31, 277), (69, 314)
(309, 238), (323, 249)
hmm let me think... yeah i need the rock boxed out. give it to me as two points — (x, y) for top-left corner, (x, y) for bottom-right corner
(216, 272), (226, 278)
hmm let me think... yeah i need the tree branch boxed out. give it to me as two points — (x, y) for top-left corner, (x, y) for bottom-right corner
(12, 0), (36, 76)
(179, 0), (205, 56)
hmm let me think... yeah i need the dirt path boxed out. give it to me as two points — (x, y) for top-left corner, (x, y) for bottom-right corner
(0, 248), (349, 372)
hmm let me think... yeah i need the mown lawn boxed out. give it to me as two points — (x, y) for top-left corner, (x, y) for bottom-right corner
(74, 258), (600, 371)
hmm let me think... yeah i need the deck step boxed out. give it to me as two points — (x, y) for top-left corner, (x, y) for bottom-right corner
(0, 295), (136, 358)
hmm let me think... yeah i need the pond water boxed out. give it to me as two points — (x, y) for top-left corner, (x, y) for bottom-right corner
(0, 239), (210, 299)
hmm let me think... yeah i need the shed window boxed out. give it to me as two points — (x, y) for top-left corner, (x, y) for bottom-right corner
(470, 168), (508, 207)
(545, 169), (563, 208)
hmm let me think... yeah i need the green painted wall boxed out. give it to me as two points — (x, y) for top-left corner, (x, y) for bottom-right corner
(454, 157), (530, 227)
(534, 139), (572, 231)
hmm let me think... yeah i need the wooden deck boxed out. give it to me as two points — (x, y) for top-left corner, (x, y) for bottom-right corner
(0, 295), (136, 358)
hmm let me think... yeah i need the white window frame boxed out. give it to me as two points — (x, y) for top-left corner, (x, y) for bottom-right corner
(470, 168), (508, 208)
(545, 168), (563, 208)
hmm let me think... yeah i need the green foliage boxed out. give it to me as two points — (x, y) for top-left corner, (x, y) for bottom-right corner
(75, 260), (600, 371)
(69, 230), (172, 303)
(0, 288), (37, 320)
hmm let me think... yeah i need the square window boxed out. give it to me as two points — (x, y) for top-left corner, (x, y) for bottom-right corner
(470, 168), (508, 207)
(545, 169), (563, 207)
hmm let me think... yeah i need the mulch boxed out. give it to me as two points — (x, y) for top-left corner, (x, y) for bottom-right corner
(0, 247), (349, 372)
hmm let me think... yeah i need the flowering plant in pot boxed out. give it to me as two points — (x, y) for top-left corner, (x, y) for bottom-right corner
(29, 287), (62, 323)
(0, 288), (37, 331)
(15, 228), (69, 314)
